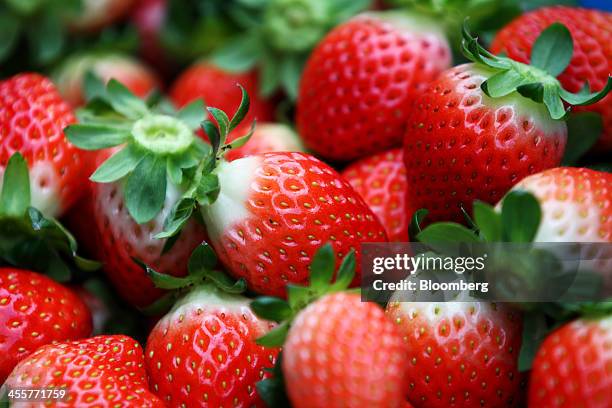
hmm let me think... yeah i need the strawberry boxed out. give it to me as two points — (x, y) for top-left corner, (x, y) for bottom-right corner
(0, 268), (92, 383)
(386, 299), (524, 407)
(491, 6), (612, 151)
(403, 23), (611, 223)
(528, 315), (612, 408)
(296, 11), (452, 161)
(4, 334), (163, 407)
(68, 0), (136, 32)
(0, 73), (88, 217)
(64, 81), (209, 308)
(131, 0), (170, 75)
(144, 245), (279, 408)
(509, 167), (611, 242)
(53, 53), (161, 107)
(170, 61), (275, 128)
(225, 123), (305, 161)
(251, 244), (409, 408)
(341, 148), (409, 241)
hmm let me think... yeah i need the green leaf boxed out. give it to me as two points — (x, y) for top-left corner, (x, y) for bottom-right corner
(562, 112), (603, 166)
(166, 157), (183, 185)
(417, 223), (480, 243)
(207, 107), (230, 140)
(138, 260), (191, 289)
(205, 271), (246, 294)
(256, 321), (290, 347)
(279, 56), (303, 101)
(177, 99), (205, 130)
(107, 79), (149, 119)
(125, 155), (167, 224)
(286, 284), (314, 311)
(156, 197), (195, 239)
(516, 82), (544, 103)
(64, 124), (131, 150)
(482, 69), (529, 98)
(229, 85), (250, 132)
(500, 190), (541, 242)
(250, 297), (292, 322)
(91, 146), (143, 183)
(6, 0), (42, 14)
(408, 209), (428, 240)
(0, 15), (20, 62)
(330, 250), (356, 291)
(256, 353), (289, 408)
(543, 83), (566, 120)
(260, 59), (281, 97)
(202, 120), (221, 156)
(0, 153), (30, 216)
(309, 243), (335, 290)
(211, 35), (259, 73)
(473, 201), (502, 242)
(195, 173), (220, 205)
(188, 242), (218, 273)
(27, 13), (63, 65)
(559, 77), (612, 106)
(518, 313), (549, 371)
(530, 23), (573, 77)
(224, 122), (255, 151)
(83, 71), (107, 102)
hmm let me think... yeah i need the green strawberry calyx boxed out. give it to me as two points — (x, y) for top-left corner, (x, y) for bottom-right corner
(138, 241), (247, 315)
(0, 153), (99, 281)
(250, 243), (357, 348)
(462, 21), (612, 120)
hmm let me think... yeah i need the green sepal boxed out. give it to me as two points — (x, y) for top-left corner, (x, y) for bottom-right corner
(83, 71), (107, 102)
(141, 260), (196, 290)
(0, 153), (30, 217)
(205, 270), (247, 294)
(207, 107), (230, 140)
(195, 173), (220, 206)
(251, 297), (293, 323)
(125, 155), (167, 224)
(188, 242), (218, 272)
(90, 145), (144, 183)
(65, 124), (132, 150)
(329, 249), (356, 291)
(417, 222), (480, 243)
(500, 190), (541, 242)
(229, 85), (250, 132)
(156, 198), (196, 239)
(562, 112), (603, 166)
(256, 352), (290, 408)
(518, 312), (550, 371)
(177, 99), (206, 130)
(166, 157), (183, 185)
(529, 22), (573, 77)
(107, 79), (149, 119)
(408, 209), (428, 240)
(309, 243), (335, 291)
(224, 121), (256, 151)
(472, 201), (501, 242)
(256, 321), (290, 348)
(559, 78), (612, 106)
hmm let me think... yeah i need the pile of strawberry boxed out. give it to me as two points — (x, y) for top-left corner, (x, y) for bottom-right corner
(1, 1), (611, 407)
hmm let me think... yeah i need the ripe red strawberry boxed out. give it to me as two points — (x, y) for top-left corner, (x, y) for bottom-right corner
(341, 148), (408, 241)
(403, 23), (610, 223)
(491, 7), (612, 151)
(283, 292), (408, 407)
(0, 268), (92, 383)
(386, 299), (524, 407)
(528, 315), (612, 407)
(145, 284), (279, 407)
(54, 53), (161, 107)
(0, 73), (88, 217)
(509, 167), (612, 242)
(5, 335), (163, 407)
(199, 151), (388, 297)
(68, 0), (136, 32)
(297, 11), (452, 161)
(225, 123), (305, 161)
(170, 61), (275, 127)
(131, 0), (168, 73)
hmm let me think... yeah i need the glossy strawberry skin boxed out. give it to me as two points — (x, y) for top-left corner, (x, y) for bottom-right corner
(386, 300), (524, 407)
(0, 73), (88, 217)
(297, 12), (451, 161)
(510, 167), (612, 242)
(342, 148), (408, 241)
(0, 268), (92, 383)
(202, 152), (388, 297)
(528, 316), (612, 408)
(491, 6), (612, 151)
(170, 62), (276, 127)
(403, 64), (567, 223)
(5, 335), (164, 407)
(145, 286), (278, 407)
(283, 292), (408, 408)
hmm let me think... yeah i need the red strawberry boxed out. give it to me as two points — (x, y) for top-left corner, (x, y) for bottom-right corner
(170, 61), (276, 127)
(199, 151), (388, 297)
(386, 299), (524, 407)
(131, 0), (169, 74)
(509, 167), (612, 242)
(491, 7), (612, 151)
(54, 53), (161, 107)
(145, 284), (278, 407)
(528, 315), (612, 408)
(68, 0), (136, 32)
(297, 11), (452, 161)
(341, 148), (409, 241)
(403, 24), (610, 223)
(4, 335), (163, 407)
(283, 292), (408, 408)
(225, 123), (305, 161)
(0, 73), (88, 217)
(0, 268), (92, 383)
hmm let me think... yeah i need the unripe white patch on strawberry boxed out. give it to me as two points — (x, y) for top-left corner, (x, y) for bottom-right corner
(253, 123), (304, 152)
(200, 156), (263, 242)
(0, 161), (61, 217)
